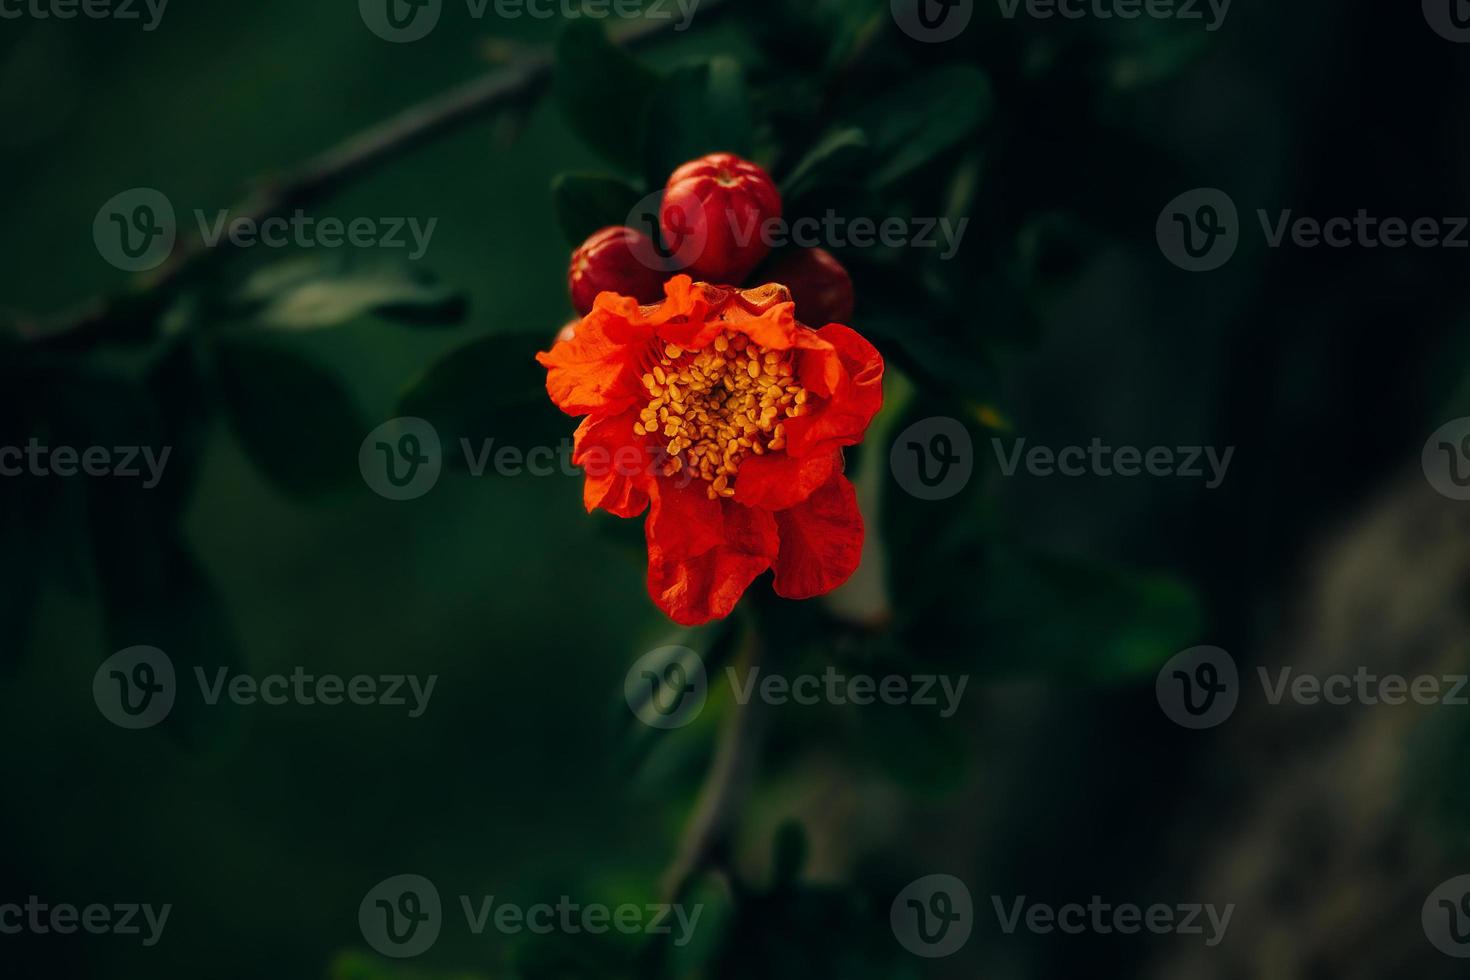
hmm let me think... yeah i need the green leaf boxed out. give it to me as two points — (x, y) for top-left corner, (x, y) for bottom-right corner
(236, 257), (467, 330)
(861, 310), (994, 403)
(94, 535), (245, 749)
(210, 336), (366, 498)
(551, 173), (644, 246)
(779, 127), (869, 203)
(851, 64), (993, 188)
(329, 950), (489, 980)
(555, 20), (661, 174)
(642, 57), (754, 187)
(855, 706), (968, 796)
(974, 549), (1205, 682)
(396, 332), (566, 468)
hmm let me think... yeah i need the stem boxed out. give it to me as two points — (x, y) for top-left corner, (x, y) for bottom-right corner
(661, 621), (768, 903)
(17, 3), (730, 347)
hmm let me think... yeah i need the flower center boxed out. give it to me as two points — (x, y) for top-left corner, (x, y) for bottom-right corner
(635, 331), (810, 499)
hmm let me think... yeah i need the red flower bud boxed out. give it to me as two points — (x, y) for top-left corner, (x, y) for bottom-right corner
(762, 247), (855, 326)
(569, 226), (669, 315)
(660, 153), (782, 285)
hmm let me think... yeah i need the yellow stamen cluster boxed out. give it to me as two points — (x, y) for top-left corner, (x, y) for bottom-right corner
(635, 332), (811, 499)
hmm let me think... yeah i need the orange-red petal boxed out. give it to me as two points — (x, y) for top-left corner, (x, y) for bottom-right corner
(772, 473), (864, 600)
(536, 312), (644, 417)
(732, 449), (843, 512)
(573, 412), (651, 518)
(785, 323), (885, 457)
(646, 480), (780, 625)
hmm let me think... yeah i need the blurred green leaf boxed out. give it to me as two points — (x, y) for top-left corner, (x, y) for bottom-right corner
(552, 173), (644, 246)
(211, 336), (366, 498)
(861, 308), (995, 402)
(975, 548), (1205, 681)
(397, 332), (566, 469)
(614, 615), (741, 778)
(851, 65), (993, 188)
(779, 128), (869, 203)
(329, 951), (489, 980)
(715, 881), (919, 980)
(556, 20), (661, 174)
(236, 257), (467, 330)
(642, 57), (754, 187)
(853, 706), (968, 796)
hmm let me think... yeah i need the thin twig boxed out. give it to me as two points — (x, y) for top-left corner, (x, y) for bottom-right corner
(661, 625), (768, 903)
(17, 4), (728, 347)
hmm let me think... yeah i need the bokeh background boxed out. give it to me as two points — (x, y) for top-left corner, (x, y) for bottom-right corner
(4, 0), (1470, 977)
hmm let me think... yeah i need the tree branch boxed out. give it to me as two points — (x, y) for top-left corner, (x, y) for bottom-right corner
(661, 626), (768, 903)
(16, 5), (727, 347)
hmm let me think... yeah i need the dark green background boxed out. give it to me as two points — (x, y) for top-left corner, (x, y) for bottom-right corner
(4, 0), (1470, 977)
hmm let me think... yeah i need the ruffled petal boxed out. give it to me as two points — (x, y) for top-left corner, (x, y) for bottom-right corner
(785, 323), (885, 457)
(772, 474), (864, 600)
(732, 449), (842, 512)
(573, 412), (651, 518)
(647, 490), (780, 626)
(535, 311), (644, 417)
(645, 474), (725, 563)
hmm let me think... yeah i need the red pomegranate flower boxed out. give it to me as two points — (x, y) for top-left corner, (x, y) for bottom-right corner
(537, 275), (884, 625)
